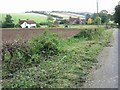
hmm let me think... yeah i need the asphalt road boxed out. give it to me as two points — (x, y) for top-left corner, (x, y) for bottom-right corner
(118, 29), (120, 89)
(83, 28), (118, 88)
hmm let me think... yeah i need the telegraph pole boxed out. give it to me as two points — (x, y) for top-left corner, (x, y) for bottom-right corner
(96, 0), (99, 27)
(97, 0), (98, 14)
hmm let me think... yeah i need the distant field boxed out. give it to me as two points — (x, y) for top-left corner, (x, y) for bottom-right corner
(68, 25), (105, 29)
(51, 12), (85, 19)
(58, 25), (105, 29)
(1, 13), (48, 24)
(1, 12), (86, 24)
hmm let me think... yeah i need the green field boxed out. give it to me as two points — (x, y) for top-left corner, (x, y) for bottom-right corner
(51, 12), (85, 19)
(58, 25), (105, 29)
(1, 13), (48, 24)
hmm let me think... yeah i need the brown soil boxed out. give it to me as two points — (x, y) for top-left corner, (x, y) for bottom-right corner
(1, 28), (80, 43)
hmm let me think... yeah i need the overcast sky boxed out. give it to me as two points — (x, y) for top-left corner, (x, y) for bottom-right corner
(0, 0), (119, 13)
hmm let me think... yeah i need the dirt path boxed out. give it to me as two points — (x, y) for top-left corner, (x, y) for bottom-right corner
(82, 28), (118, 88)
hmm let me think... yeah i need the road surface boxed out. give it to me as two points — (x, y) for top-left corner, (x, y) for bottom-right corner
(83, 28), (118, 88)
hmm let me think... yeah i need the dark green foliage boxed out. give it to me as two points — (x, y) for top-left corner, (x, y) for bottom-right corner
(99, 13), (109, 24)
(114, 5), (120, 26)
(36, 23), (41, 27)
(92, 12), (110, 24)
(2, 14), (14, 28)
(0, 21), (2, 28)
(59, 19), (69, 24)
(108, 14), (114, 21)
(14, 23), (20, 28)
(2, 27), (113, 88)
(39, 22), (49, 25)
(85, 14), (91, 21)
(2, 42), (32, 79)
(2, 30), (62, 79)
(74, 28), (104, 40)
(28, 30), (62, 58)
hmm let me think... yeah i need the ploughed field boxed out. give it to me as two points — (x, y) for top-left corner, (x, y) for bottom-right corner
(1, 28), (80, 43)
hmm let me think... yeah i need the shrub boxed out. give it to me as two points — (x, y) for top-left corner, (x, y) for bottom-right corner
(28, 30), (62, 58)
(74, 27), (105, 40)
(39, 22), (49, 25)
(2, 41), (32, 78)
(2, 30), (63, 79)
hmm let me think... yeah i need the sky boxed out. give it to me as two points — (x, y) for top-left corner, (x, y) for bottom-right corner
(0, 0), (119, 13)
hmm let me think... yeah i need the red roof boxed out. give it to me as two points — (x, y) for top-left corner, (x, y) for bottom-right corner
(19, 20), (36, 24)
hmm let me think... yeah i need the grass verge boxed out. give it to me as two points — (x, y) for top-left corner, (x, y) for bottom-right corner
(2, 27), (113, 88)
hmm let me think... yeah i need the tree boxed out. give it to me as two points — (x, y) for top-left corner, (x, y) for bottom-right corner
(100, 10), (108, 14)
(92, 10), (109, 24)
(47, 15), (54, 27)
(114, 5), (120, 25)
(2, 14), (14, 28)
(92, 13), (101, 25)
(99, 12), (109, 24)
(85, 14), (91, 21)
(108, 14), (114, 21)
(87, 18), (93, 24)
(0, 21), (2, 28)
(95, 16), (101, 25)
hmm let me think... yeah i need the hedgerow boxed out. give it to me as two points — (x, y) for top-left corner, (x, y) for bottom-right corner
(2, 30), (63, 79)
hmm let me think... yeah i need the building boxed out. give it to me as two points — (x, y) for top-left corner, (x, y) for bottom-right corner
(19, 19), (36, 28)
(69, 17), (82, 24)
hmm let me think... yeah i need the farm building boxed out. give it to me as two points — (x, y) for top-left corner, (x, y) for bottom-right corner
(69, 17), (83, 25)
(19, 19), (36, 28)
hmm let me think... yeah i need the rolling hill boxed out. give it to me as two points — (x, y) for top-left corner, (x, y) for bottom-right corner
(1, 13), (48, 24)
(50, 12), (85, 19)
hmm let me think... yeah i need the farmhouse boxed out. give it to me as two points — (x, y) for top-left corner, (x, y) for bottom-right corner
(69, 17), (82, 24)
(19, 19), (36, 28)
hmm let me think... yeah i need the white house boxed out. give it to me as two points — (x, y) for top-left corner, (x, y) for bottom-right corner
(19, 19), (36, 28)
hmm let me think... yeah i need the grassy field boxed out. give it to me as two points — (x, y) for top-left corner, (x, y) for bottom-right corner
(2, 27), (113, 88)
(51, 12), (85, 19)
(58, 25), (105, 29)
(39, 25), (105, 29)
(1, 13), (48, 24)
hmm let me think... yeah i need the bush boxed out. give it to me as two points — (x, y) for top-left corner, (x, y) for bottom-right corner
(2, 41), (32, 79)
(74, 28), (105, 40)
(28, 30), (62, 58)
(2, 30), (63, 79)
(39, 22), (49, 25)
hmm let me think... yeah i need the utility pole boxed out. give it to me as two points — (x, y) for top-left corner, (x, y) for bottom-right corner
(96, 0), (99, 27)
(97, 0), (98, 14)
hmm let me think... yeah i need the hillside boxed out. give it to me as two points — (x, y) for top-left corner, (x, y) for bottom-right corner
(26, 11), (87, 19)
(1, 13), (48, 24)
(50, 12), (85, 19)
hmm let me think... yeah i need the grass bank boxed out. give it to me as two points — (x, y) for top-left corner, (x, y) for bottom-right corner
(2, 27), (113, 88)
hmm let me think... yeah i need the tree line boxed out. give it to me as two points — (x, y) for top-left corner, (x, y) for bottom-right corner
(1, 4), (120, 28)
